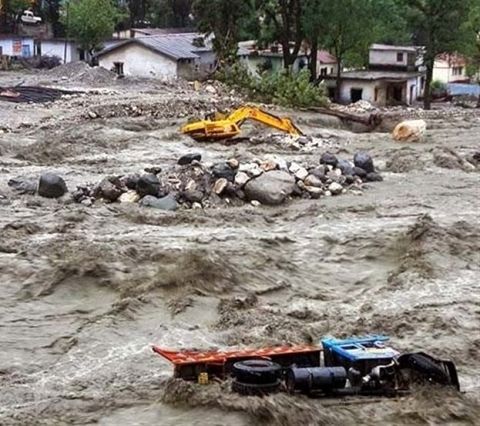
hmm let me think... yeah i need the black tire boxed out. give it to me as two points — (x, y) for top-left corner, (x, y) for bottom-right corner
(232, 379), (281, 396)
(232, 360), (281, 385)
(398, 353), (450, 385)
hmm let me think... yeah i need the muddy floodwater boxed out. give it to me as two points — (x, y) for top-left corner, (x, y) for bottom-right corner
(0, 70), (479, 425)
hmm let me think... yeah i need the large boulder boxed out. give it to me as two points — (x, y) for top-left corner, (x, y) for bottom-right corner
(354, 152), (375, 173)
(244, 170), (296, 205)
(94, 177), (123, 202)
(392, 119), (427, 142)
(136, 173), (160, 197)
(38, 173), (68, 198)
(320, 152), (338, 168)
(212, 162), (235, 182)
(178, 153), (202, 165)
(139, 194), (177, 211)
(337, 159), (354, 176)
(8, 177), (37, 194)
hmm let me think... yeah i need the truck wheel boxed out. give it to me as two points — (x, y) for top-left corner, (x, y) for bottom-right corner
(232, 360), (281, 385)
(232, 379), (281, 396)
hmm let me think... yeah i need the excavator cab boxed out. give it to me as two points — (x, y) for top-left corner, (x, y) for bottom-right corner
(181, 106), (303, 142)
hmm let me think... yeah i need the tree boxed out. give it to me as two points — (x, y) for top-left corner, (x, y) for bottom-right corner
(315, 0), (379, 102)
(62, 0), (123, 54)
(148, 0), (193, 28)
(401, 0), (472, 109)
(301, 0), (322, 79)
(192, 0), (253, 65)
(42, 0), (64, 37)
(258, 0), (304, 70)
(5, 0), (31, 33)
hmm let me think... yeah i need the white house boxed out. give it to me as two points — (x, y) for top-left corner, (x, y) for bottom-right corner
(369, 44), (419, 70)
(317, 50), (338, 77)
(0, 35), (34, 57)
(325, 44), (425, 106)
(36, 39), (81, 63)
(96, 33), (216, 79)
(433, 53), (469, 83)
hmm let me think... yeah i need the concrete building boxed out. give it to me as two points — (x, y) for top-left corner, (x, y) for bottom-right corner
(0, 35), (34, 57)
(433, 53), (469, 83)
(317, 50), (337, 77)
(369, 44), (419, 70)
(325, 44), (425, 106)
(96, 33), (216, 79)
(36, 39), (82, 63)
(327, 70), (424, 105)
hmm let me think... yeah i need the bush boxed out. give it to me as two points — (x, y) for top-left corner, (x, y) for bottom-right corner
(19, 55), (62, 70)
(217, 63), (328, 108)
(430, 79), (448, 97)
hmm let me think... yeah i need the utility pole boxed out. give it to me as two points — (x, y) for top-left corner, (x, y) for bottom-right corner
(63, 0), (68, 63)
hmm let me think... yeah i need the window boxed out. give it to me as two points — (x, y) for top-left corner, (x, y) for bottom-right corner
(330, 67), (334, 74)
(452, 66), (464, 76)
(397, 52), (404, 62)
(113, 62), (124, 76)
(0, 47), (2, 55)
(320, 67), (327, 76)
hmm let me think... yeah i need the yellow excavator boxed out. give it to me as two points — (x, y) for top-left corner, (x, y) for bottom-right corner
(181, 106), (303, 142)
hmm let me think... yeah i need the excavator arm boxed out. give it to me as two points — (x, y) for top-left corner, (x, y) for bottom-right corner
(181, 106), (303, 142)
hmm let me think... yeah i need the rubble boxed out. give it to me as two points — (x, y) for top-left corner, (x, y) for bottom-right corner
(47, 61), (117, 85)
(47, 151), (383, 209)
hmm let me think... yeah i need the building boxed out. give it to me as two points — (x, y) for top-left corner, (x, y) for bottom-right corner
(130, 27), (196, 38)
(36, 39), (85, 63)
(96, 33), (217, 79)
(317, 50), (337, 77)
(324, 44), (425, 106)
(0, 35), (34, 57)
(433, 53), (469, 83)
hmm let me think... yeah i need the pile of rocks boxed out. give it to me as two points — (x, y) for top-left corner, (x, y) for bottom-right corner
(7, 152), (382, 209)
(69, 151), (383, 210)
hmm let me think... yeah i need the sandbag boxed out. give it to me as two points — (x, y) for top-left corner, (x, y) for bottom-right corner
(392, 119), (427, 142)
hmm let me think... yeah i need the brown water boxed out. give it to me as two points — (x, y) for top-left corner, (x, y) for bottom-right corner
(1, 73), (479, 425)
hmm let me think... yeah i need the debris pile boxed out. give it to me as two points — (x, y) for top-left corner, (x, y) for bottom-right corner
(0, 86), (76, 103)
(85, 98), (241, 120)
(68, 151), (383, 209)
(47, 61), (117, 85)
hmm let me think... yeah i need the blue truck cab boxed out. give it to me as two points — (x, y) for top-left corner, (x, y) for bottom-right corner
(321, 335), (400, 376)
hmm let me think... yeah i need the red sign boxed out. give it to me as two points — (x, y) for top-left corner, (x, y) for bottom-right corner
(12, 39), (22, 55)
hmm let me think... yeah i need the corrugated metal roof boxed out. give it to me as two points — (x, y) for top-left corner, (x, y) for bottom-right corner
(138, 36), (199, 59)
(96, 32), (251, 60)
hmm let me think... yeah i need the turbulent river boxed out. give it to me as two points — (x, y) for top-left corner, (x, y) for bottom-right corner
(0, 77), (479, 425)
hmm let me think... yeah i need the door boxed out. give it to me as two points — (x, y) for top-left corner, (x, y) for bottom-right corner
(350, 88), (363, 102)
(22, 44), (31, 57)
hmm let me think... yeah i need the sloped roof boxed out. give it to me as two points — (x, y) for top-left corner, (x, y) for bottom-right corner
(370, 43), (417, 52)
(132, 27), (196, 36)
(96, 33), (211, 60)
(318, 50), (336, 64)
(436, 52), (466, 66)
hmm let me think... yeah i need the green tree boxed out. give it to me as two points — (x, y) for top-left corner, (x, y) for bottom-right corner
(314, 0), (379, 101)
(401, 0), (472, 109)
(258, 0), (304, 70)
(192, 0), (253, 65)
(62, 0), (123, 54)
